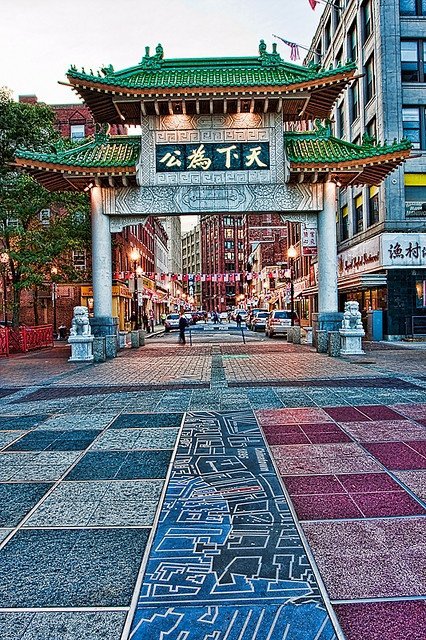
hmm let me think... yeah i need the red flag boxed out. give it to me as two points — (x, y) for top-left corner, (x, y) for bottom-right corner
(308, 0), (318, 9)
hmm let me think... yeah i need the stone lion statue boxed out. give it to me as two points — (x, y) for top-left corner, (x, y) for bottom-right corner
(342, 301), (363, 330)
(70, 306), (91, 336)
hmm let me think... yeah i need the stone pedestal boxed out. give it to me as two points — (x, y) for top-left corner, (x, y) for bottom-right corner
(287, 327), (294, 343)
(316, 330), (328, 353)
(340, 329), (365, 356)
(293, 326), (301, 344)
(131, 331), (140, 348)
(139, 330), (145, 346)
(118, 331), (127, 349)
(105, 335), (117, 359)
(328, 331), (341, 357)
(93, 336), (106, 362)
(89, 316), (119, 338)
(312, 312), (344, 349)
(68, 335), (94, 362)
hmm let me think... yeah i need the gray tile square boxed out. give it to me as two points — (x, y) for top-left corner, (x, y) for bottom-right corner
(0, 452), (80, 481)
(25, 479), (164, 527)
(0, 431), (27, 450)
(37, 413), (116, 430)
(0, 611), (126, 640)
(92, 427), (179, 450)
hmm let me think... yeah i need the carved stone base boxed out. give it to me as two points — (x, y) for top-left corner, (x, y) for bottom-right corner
(68, 335), (94, 362)
(339, 329), (365, 356)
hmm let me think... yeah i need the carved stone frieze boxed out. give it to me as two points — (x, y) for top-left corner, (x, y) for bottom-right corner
(107, 182), (322, 215)
(109, 215), (149, 233)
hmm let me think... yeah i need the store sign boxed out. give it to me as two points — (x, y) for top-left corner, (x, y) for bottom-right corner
(405, 202), (426, 217)
(338, 237), (380, 277)
(381, 233), (426, 267)
(156, 142), (270, 173)
(302, 227), (317, 256)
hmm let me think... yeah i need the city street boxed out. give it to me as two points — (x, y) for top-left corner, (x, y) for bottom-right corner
(0, 330), (425, 639)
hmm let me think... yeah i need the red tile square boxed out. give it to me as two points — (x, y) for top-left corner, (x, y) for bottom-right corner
(356, 405), (408, 421)
(262, 425), (301, 435)
(309, 432), (352, 444)
(337, 472), (400, 493)
(302, 423), (343, 435)
(265, 431), (310, 445)
(353, 490), (426, 517)
(335, 601), (426, 640)
(392, 403), (426, 420)
(406, 440), (426, 457)
(283, 474), (344, 496)
(291, 493), (362, 520)
(363, 442), (426, 470)
(324, 407), (371, 422)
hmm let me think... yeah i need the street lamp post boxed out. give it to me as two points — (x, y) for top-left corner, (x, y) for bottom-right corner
(287, 245), (297, 326)
(130, 248), (141, 329)
(51, 266), (58, 337)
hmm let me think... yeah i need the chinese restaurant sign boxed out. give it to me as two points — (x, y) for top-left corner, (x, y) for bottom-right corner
(381, 233), (426, 267)
(156, 142), (270, 172)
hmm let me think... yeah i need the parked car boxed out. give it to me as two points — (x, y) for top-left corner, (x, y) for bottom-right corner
(233, 309), (248, 322)
(219, 311), (229, 322)
(164, 313), (180, 332)
(247, 308), (267, 330)
(184, 312), (193, 325)
(251, 310), (270, 332)
(265, 310), (299, 338)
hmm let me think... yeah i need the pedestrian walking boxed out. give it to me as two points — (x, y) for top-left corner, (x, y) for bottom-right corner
(178, 311), (188, 345)
(149, 309), (155, 333)
(142, 312), (149, 332)
(236, 312), (242, 328)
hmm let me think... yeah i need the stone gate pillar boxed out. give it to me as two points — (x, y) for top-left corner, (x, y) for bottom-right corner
(89, 186), (117, 339)
(313, 181), (343, 338)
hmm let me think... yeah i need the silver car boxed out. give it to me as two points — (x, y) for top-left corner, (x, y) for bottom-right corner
(265, 310), (298, 337)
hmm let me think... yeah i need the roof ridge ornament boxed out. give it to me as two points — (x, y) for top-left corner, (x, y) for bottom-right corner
(313, 118), (332, 138)
(362, 132), (376, 148)
(101, 64), (114, 77)
(141, 44), (164, 69)
(258, 40), (282, 66)
(94, 123), (110, 142)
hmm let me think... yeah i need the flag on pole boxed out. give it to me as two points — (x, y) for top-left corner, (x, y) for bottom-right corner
(308, 0), (318, 9)
(273, 35), (300, 61)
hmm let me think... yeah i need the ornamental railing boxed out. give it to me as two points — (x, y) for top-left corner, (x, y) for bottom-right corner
(2, 325), (54, 356)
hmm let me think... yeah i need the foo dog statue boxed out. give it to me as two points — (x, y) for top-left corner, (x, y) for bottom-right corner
(70, 306), (91, 336)
(342, 301), (363, 330)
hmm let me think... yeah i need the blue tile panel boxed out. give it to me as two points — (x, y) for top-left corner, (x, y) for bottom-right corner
(110, 412), (184, 429)
(130, 411), (338, 639)
(0, 528), (150, 607)
(0, 483), (53, 527)
(5, 429), (102, 451)
(65, 450), (173, 480)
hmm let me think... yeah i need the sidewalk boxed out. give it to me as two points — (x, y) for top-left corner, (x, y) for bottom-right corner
(0, 335), (425, 639)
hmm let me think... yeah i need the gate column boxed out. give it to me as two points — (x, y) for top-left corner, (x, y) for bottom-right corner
(89, 186), (118, 341)
(313, 181), (343, 338)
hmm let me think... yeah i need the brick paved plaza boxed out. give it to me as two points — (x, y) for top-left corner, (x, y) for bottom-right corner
(0, 330), (425, 639)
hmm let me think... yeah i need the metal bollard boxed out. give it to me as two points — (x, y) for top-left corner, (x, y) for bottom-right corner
(328, 331), (341, 357)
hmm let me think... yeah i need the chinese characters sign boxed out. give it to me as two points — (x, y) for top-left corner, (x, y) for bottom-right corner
(302, 226), (317, 256)
(382, 233), (426, 267)
(156, 142), (270, 173)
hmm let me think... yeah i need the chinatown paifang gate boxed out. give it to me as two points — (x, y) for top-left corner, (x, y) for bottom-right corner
(16, 42), (410, 347)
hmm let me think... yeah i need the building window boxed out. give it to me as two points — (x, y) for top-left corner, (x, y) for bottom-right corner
(324, 18), (332, 51)
(354, 195), (364, 233)
(416, 280), (426, 307)
(350, 80), (359, 124)
(70, 124), (85, 141)
(368, 186), (380, 226)
(337, 102), (345, 138)
(348, 23), (358, 62)
(362, 0), (373, 42)
(365, 56), (375, 103)
(367, 116), (377, 141)
(72, 250), (87, 270)
(341, 205), (349, 240)
(400, 0), (426, 15)
(402, 107), (421, 148)
(401, 41), (423, 82)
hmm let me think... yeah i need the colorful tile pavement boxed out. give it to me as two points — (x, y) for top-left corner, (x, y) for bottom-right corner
(0, 336), (426, 639)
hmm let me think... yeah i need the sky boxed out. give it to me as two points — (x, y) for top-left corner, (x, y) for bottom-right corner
(1, 0), (324, 231)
